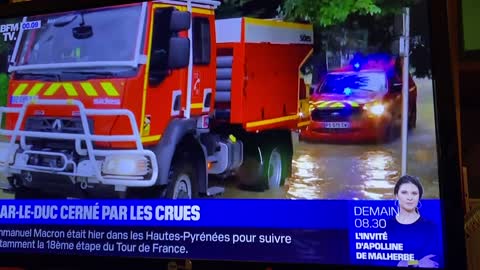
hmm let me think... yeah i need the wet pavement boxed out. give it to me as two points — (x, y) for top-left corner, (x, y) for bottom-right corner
(0, 78), (439, 200)
(223, 78), (440, 200)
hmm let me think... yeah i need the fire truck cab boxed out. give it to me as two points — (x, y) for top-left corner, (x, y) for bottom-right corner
(0, 0), (313, 199)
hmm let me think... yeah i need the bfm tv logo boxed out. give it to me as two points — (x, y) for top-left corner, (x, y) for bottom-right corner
(0, 21), (41, 42)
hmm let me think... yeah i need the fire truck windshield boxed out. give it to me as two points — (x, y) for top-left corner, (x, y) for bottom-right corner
(318, 71), (387, 95)
(13, 4), (143, 71)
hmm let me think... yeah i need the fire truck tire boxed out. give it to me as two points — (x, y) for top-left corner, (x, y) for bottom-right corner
(263, 146), (286, 189)
(236, 131), (292, 191)
(236, 145), (288, 191)
(236, 151), (265, 191)
(164, 154), (199, 199)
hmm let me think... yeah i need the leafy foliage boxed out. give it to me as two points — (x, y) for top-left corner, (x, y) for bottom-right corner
(281, 0), (381, 27)
(216, 0), (282, 19)
(280, 0), (419, 27)
(0, 73), (8, 106)
(0, 38), (14, 74)
(0, 39), (11, 55)
(216, 0), (418, 26)
(0, 73), (7, 128)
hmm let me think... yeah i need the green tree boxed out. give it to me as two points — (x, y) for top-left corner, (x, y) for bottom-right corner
(0, 40), (9, 56)
(281, 0), (381, 27)
(0, 39), (10, 108)
(280, 0), (418, 27)
(0, 21), (13, 113)
(0, 73), (7, 128)
(0, 73), (7, 106)
(216, 0), (282, 19)
(0, 32), (12, 109)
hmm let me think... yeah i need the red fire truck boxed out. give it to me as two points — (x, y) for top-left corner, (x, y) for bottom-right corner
(0, 0), (313, 199)
(299, 54), (417, 143)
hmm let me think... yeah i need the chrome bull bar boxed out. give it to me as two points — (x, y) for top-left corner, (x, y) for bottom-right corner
(0, 99), (158, 188)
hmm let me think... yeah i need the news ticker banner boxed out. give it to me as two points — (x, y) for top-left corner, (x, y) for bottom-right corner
(0, 199), (444, 266)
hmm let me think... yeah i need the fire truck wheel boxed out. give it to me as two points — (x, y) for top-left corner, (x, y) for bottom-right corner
(165, 160), (199, 199)
(236, 152), (264, 191)
(236, 132), (291, 191)
(266, 147), (283, 189)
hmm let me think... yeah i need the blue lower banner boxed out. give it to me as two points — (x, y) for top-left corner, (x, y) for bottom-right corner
(0, 225), (349, 264)
(0, 199), (444, 267)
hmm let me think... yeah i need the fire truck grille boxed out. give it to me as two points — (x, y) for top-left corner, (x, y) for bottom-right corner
(25, 117), (93, 133)
(24, 117), (94, 150)
(311, 108), (362, 122)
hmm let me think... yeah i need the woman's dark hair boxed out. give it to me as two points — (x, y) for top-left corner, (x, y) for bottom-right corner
(394, 175), (424, 199)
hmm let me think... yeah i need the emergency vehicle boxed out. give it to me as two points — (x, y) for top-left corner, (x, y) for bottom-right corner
(299, 54), (417, 143)
(0, 0), (313, 199)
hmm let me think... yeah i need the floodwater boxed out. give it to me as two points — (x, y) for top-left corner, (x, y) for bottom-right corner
(223, 78), (440, 200)
(0, 78), (439, 200)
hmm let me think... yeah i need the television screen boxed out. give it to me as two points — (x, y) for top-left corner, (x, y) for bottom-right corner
(0, 0), (461, 268)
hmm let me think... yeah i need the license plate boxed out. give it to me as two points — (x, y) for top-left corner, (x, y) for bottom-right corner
(324, 122), (351, 129)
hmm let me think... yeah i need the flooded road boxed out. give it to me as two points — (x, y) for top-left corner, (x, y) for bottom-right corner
(223, 78), (440, 200)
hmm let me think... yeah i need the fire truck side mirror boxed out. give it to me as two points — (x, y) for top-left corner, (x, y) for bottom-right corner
(73, 25), (93, 39)
(169, 10), (191, 32)
(167, 37), (190, 69)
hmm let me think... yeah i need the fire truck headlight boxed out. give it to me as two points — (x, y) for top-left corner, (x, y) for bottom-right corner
(102, 155), (150, 176)
(370, 104), (385, 116)
(0, 142), (18, 166)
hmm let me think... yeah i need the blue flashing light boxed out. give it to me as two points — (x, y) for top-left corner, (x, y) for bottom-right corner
(350, 53), (364, 69)
(344, 87), (352, 96)
(349, 52), (395, 72)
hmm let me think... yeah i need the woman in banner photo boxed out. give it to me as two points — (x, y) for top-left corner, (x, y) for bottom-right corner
(386, 175), (442, 268)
